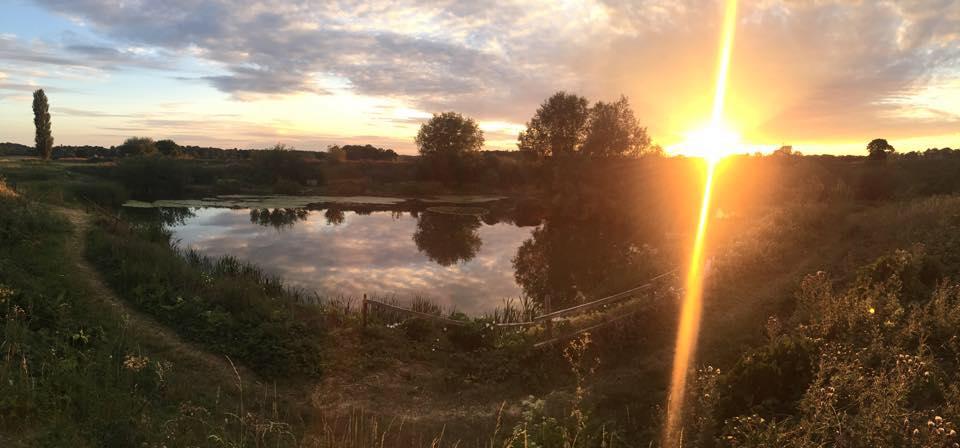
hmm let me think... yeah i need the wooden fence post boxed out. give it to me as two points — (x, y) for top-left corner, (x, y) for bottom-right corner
(361, 294), (368, 328)
(544, 294), (553, 338)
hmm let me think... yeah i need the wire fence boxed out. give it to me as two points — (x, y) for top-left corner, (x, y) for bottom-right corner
(361, 268), (679, 345)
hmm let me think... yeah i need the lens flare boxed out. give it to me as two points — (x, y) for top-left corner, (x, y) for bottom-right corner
(663, 0), (739, 445)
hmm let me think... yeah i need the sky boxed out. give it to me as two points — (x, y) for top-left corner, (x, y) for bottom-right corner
(1, 0), (959, 155)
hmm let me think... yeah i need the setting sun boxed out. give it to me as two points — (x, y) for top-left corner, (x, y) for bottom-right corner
(669, 121), (743, 162)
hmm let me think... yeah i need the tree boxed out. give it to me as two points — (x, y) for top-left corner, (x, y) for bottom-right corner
(581, 96), (652, 157)
(119, 137), (158, 157)
(32, 89), (53, 160)
(155, 139), (184, 158)
(415, 112), (484, 157)
(867, 138), (895, 161)
(518, 91), (589, 158)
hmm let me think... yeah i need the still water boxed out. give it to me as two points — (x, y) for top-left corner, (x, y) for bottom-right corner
(166, 207), (535, 314)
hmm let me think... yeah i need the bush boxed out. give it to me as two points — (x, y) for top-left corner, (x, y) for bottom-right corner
(446, 315), (495, 351)
(67, 180), (128, 208)
(114, 156), (190, 200)
(118, 137), (158, 157)
(715, 335), (815, 420)
(250, 145), (324, 187)
(272, 178), (302, 195)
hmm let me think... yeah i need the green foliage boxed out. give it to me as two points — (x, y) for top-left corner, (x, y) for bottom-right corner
(85, 221), (325, 378)
(691, 246), (960, 447)
(114, 156), (190, 200)
(580, 95), (652, 158)
(715, 335), (815, 420)
(518, 91), (590, 158)
(155, 138), (184, 157)
(66, 178), (129, 208)
(0, 196), (158, 444)
(32, 89), (53, 160)
(416, 112), (485, 157)
(273, 177), (302, 195)
(446, 315), (495, 351)
(118, 136), (158, 156)
(517, 91), (653, 159)
(250, 144), (324, 187)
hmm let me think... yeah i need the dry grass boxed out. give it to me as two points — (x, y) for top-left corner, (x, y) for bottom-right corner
(0, 177), (16, 198)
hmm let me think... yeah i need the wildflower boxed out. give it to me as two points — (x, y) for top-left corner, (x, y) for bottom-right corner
(123, 354), (150, 372)
(868, 307), (875, 314)
(937, 416), (944, 424)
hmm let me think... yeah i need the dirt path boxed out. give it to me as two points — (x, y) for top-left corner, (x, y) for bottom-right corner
(52, 206), (255, 384)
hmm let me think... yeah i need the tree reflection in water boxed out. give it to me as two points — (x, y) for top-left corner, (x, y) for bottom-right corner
(412, 211), (483, 266)
(512, 212), (665, 310)
(249, 208), (309, 230)
(324, 207), (345, 225)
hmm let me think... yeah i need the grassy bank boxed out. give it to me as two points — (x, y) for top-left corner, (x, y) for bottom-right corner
(0, 183), (305, 446)
(85, 218), (326, 379)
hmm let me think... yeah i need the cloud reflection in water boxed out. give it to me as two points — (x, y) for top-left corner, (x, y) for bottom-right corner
(169, 208), (533, 314)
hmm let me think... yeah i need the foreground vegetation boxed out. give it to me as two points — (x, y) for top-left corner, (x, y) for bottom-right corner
(86, 219), (325, 378)
(0, 181), (307, 446)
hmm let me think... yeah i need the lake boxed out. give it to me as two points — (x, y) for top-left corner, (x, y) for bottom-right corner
(164, 206), (536, 314)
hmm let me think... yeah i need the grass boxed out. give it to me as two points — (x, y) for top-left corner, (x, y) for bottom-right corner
(85, 218), (326, 379)
(0, 183), (305, 446)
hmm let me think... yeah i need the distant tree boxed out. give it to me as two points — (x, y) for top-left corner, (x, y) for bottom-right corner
(326, 145), (347, 162)
(581, 96), (652, 158)
(773, 145), (794, 156)
(338, 144), (399, 161)
(415, 112), (484, 157)
(155, 139), (183, 158)
(32, 89), (53, 160)
(867, 138), (895, 161)
(518, 91), (590, 158)
(119, 137), (158, 157)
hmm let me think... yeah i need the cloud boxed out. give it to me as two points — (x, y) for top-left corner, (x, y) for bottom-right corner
(21, 0), (960, 147)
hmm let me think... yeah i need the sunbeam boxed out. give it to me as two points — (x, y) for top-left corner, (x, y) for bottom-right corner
(663, 0), (739, 445)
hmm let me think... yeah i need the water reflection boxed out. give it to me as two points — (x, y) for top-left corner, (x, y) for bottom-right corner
(513, 214), (668, 310)
(413, 212), (482, 266)
(167, 207), (531, 313)
(162, 201), (669, 314)
(249, 208), (309, 230)
(324, 207), (345, 225)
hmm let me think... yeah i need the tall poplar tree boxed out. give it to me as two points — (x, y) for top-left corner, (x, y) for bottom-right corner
(32, 89), (53, 160)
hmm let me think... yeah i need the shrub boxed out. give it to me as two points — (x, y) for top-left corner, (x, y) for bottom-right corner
(250, 145), (324, 186)
(114, 156), (190, 200)
(118, 137), (158, 156)
(272, 177), (302, 195)
(67, 179), (128, 208)
(715, 334), (815, 420)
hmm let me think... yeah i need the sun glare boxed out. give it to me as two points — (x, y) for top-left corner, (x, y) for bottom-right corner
(664, 0), (739, 446)
(671, 121), (742, 162)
